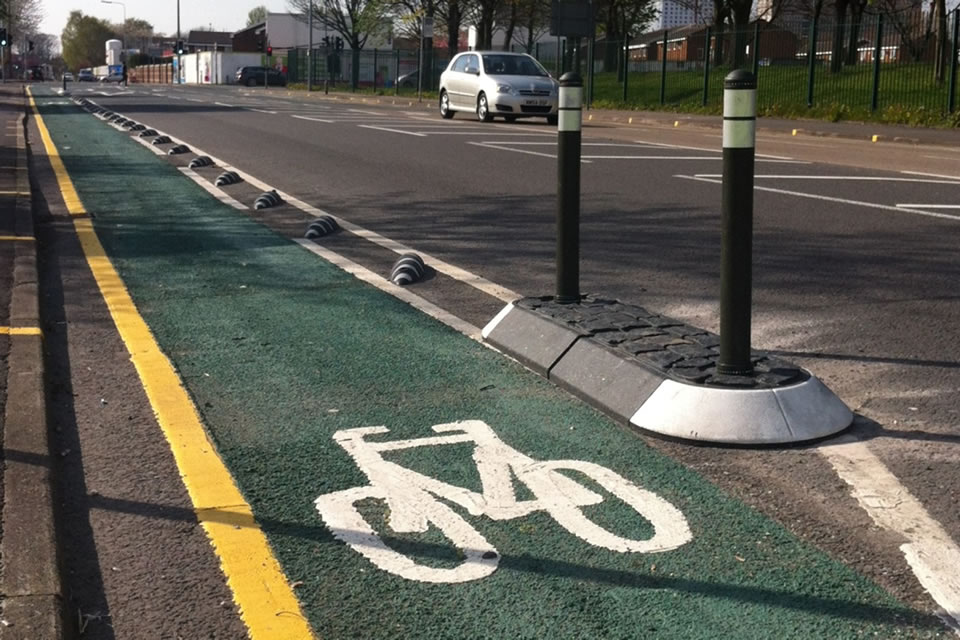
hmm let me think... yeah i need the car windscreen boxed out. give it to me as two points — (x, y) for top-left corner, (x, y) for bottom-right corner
(481, 55), (547, 77)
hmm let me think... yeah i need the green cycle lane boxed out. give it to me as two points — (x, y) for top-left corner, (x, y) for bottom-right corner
(33, 88), (946, 639)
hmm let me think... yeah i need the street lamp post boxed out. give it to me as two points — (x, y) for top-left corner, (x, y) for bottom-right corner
(101, 0), (127, 58)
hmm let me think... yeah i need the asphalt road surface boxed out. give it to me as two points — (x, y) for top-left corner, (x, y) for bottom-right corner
(33, 83), (960, 638)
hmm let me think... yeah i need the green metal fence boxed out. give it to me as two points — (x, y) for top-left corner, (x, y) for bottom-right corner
(286, 46), (451, 95)
(563, 10), (960, 117)
(285, 9), (959, 118)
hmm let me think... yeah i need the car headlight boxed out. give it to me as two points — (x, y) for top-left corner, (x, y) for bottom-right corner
(497, 84), (515, 95)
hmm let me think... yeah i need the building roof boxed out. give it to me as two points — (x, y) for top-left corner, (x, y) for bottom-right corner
(186, 30), (234, 47)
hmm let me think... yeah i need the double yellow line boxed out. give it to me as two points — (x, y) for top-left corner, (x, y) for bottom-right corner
(26, 88), (314, 640)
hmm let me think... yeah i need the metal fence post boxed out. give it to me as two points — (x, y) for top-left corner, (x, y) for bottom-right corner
(395, 50), (400, 95)
(660, 30), (669, 105)
(807, 16), (818, 107)
(556, 72), (583, 305)
(871, 13), (884, 111)
(587, 35), (595, 109)
(702, 26), (711, 106)
(622, 42), (629, 102)
(751, 22), (760, 78)
(949, 9), (959, 113)
(373, 48), (378, 92)
(718, 70), (757, 377)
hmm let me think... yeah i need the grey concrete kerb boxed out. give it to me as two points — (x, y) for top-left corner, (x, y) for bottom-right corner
(0, 94), (66, 639)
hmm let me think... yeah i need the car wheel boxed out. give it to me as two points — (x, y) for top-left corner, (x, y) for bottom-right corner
(504, 115), (518, 123)
(247, 77), (256, 87)
(439, 91), (454, 119)
(547, 114), (558, 126)
(477, 93), (493, 122)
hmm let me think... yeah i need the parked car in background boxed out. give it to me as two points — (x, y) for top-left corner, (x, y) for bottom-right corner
(438, 52), (558, 124)
(63, 72), (74, 82)
(397, 69), (419, 88)
(77, 68), (94, 82)
(235, 66), (286, 87)
(100, 72), (124, 83)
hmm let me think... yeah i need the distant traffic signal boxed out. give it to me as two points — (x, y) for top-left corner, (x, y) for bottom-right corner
(0, 29), (7, 47)
(323, 36), (330, 48)
(335, 36), (344, 51)
(256, 36), (264, 52)
(176, 40), (184, 55)
(267, 46), (273, 56)
(28, 40), (34, 51)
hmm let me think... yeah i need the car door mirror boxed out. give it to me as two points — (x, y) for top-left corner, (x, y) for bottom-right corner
(465, 66), (479, 75)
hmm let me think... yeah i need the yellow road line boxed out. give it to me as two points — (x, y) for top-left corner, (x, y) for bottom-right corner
(0, 326), (42, 336)
(26, 87), (314, 640)
(26, 90), (87, 217)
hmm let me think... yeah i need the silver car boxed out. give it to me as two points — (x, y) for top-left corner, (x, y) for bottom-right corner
(439, 52), (558, 124)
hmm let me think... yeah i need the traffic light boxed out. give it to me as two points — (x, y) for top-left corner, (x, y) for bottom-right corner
(176, 40), (184, 55)
(0, 29), (7, 48)
(322, 36), (330, 48)
(28, 40), (34, 51)
(266, 46), (273, 56)
(335, 36), (344, 51)
(256, 36), (264, 52)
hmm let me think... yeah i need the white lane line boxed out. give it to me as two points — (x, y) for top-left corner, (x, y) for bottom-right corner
(215, 101), (236, 108)
(468, 141), (593, 163)
(903, 170), (960, 182)
(347, 108), (382, 115)
(676, 174), (960, 222)
(585, 155), (726, 160)
(186, 98), (203, 103)
(292, 114), (335, 124)
(178, 167), (248, 210)
(688, 174), (960, 185)
(290, 116), (333, 124)
(818, 437), (960, 634)
(131, 135), (167, 156)
(419, 131), (553, 137)
(295, 239), (482, 341)
(357, 124), (426, 137)
(634, 139), (798, 161)
(249, 108), (277, 115)
(166, 143), (521, 303)
(897, 204), (960, 209)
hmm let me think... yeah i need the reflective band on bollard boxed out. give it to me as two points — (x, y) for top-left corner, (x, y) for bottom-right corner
(556, 72), (583, 304)
(717, 70), (757, 377)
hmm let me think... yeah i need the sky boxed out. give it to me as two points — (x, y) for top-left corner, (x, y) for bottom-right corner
(40, 0), (293, 39)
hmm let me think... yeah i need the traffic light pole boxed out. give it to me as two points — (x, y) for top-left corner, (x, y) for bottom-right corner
(307, 1), (314, 92)
(176, 0), (181, 84)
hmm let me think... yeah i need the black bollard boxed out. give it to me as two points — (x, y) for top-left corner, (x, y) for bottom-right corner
(717, 70), (757, 376)
(556, 72), (583, 305)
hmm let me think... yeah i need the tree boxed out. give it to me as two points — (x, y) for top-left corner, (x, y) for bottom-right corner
(287, 0), (387, 50)
(121, 18), (155, 54)
(248, 5), (269, 26)
(61, 11), (119, 71)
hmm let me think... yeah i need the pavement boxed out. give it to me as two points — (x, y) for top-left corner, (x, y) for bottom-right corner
(0, 84), (64, 638)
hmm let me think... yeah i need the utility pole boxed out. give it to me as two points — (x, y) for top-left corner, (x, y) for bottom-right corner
(177, 0), (181, 84)
(308, 0), (313, 92)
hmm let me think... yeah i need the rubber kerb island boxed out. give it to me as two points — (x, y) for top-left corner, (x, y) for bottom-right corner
(482, 296), (852, 445)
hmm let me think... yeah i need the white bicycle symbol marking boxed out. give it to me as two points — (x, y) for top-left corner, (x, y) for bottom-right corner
(315, 420), (693, 583)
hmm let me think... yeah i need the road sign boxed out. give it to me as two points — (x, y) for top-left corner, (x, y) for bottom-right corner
(422, 16), (434, 39)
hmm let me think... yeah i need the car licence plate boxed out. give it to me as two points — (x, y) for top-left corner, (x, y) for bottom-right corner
(524, 99), (548, 106)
